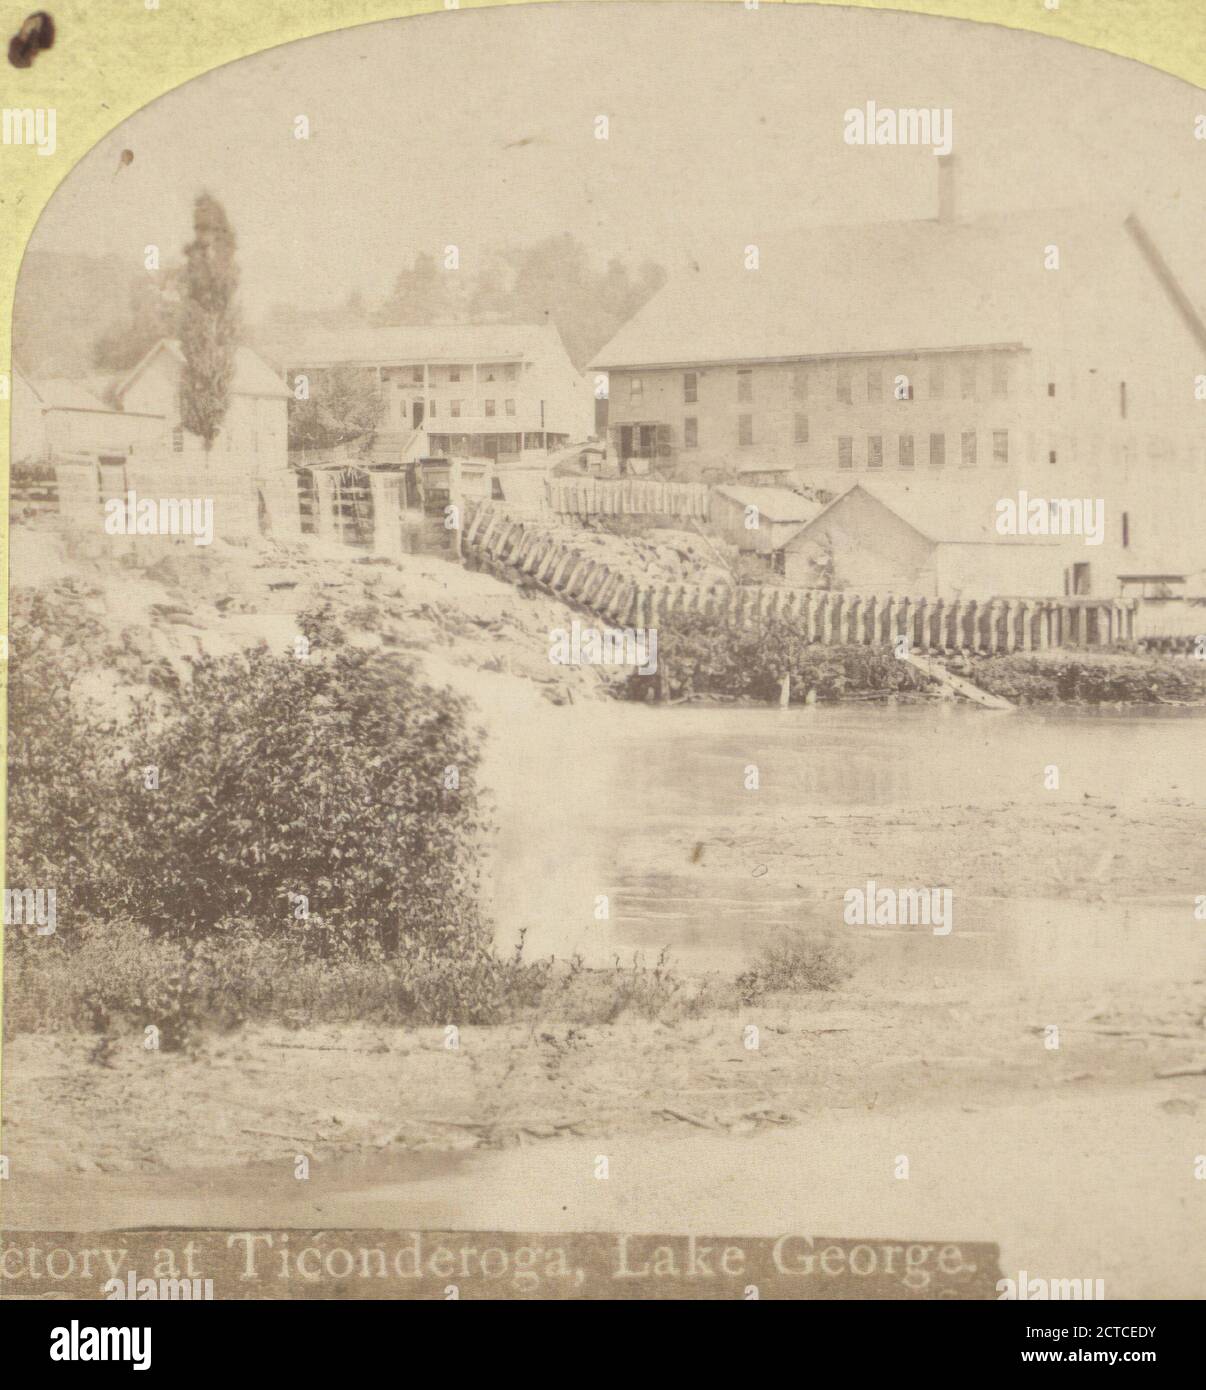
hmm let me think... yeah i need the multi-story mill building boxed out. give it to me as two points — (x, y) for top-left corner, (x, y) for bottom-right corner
(592, 162), (1206, 594)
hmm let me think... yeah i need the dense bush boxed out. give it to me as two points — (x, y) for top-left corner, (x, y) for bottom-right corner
(103, 645), (490, 954)
(7, 591), (492, 959)
(622, 613), (932, 703)
(966, 652), (1206, 705)
(6, 596), (114, 916)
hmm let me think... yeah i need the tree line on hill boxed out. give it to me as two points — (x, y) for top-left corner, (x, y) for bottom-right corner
(16, 227), (665, 382)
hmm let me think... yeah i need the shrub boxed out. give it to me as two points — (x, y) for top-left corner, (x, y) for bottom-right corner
(622, 612), (931, 703)
(5, 596), (114, 921)
(6, 588), (493, 960)
(736, 926), (855, 1002)
(98, 645), (490, 956)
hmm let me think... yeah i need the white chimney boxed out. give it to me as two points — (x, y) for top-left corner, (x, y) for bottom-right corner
(937, 154), (956, 224)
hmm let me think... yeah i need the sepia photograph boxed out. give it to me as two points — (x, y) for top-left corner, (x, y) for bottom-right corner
(1, 0), (1204, 1339)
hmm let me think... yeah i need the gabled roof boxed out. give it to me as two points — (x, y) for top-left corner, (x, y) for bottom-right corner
(272, 322), (563, 369)
(115, 339), (290, 402)
(29, 378), (110, 412)
(788, 483), (1062, 548)
(713, 484), (824, 525)
(591, 208), (1206, 370)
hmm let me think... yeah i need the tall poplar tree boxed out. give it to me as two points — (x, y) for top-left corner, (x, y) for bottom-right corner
(179, 192), (240, 453)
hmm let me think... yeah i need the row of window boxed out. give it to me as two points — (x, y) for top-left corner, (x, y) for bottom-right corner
(680, 414), (1015, 466)
(682, 413), (811, 448)
(836, 431), (1011, 469)
(388, 363), (521, 385)
(423, 399), (517, 419)
(634, 360), (1015, 407)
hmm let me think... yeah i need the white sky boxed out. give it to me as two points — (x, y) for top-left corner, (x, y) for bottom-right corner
(25, 3), (1206, 317)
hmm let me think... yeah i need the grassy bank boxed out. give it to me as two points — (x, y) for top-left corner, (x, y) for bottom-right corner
(4, 921), (854, 1047)
(613, 610), (1206, 706)
(965, 649), (1206, 705)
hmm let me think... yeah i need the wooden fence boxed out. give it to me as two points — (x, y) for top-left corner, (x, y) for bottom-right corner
(547, 478), (710, 520)
(463, 502), (1140, 653)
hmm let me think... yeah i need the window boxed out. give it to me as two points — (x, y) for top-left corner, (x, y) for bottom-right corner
(838, 436), (853, 469)
(683, 371), (697, 403)
(630, 376), (643, 401)
(1047, 382), (1056, 397)
(867, 369), (883, 402)
(449, 366), (461, 383)
(992, 430), (1009, 464)
(898, 434), (914, 469)
(929, 432), (945, 467)
(961, 431), (977, 467)
(684, 417), (698, 449)
(960, 361), (977, 400)
(505, 399), (516, 416)
(1120, 381), (1127, 419)
(505, 363), (519, 381)
(737, 369), (753, 403)
(794, 412), (809, 444)
(429, 401), (437, 418)
(1048, 448), (1058, 464)
(867, 435), (883, 469)
(172, 425), (184, 454)
(485, 399), (496, 417)
(412, 366), (424, 384)
(1122, 511), (1130, 548)
(791, 368), (807, 400)
(738, 414), (754, 446)
(450, 400), (462, 418)
(991, 357), (1009, 397)
(837, 369), (852, 404)
(929, 362), (944, 399)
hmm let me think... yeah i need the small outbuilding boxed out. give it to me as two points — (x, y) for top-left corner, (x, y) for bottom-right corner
(710, 484), (824, 556)
(779, 484), (1065, 596)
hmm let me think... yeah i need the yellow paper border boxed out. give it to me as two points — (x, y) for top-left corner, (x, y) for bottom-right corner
(1, 0), (1203, 1094)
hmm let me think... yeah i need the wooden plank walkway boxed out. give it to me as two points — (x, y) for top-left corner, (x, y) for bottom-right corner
(900, 651), (1015, 710)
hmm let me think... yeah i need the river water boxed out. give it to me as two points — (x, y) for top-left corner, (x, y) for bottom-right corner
(492, 702), (1205, 985)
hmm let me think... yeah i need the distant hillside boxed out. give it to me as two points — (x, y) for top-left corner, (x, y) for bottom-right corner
(13, 251), (147, 379)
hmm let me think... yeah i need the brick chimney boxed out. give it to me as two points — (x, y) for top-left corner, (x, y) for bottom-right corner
(937, 153), (956, 224)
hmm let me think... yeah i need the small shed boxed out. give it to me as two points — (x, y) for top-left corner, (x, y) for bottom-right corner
(780, 484), (1065, 596)
(710, 484), (823, 556)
